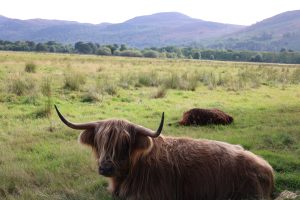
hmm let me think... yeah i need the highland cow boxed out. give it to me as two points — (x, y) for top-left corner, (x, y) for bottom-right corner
(179, 108), (234, 126)
(55, 105), (274, 200)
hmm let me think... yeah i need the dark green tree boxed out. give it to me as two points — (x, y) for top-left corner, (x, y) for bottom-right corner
(193, 52), (201, 59)
(36, 43), (48, 52)
(96, 47), (112, 56)
(120, 44), (127, 51)
(75, 42), (93, 54)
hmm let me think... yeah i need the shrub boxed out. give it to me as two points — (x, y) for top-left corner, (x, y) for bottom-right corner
(64, 72), (86, 91)
(25, 62), (37, 73)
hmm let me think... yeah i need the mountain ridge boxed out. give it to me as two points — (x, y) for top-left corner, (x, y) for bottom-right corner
(0, 10), (300, 51)
(0, 12), (245, 47)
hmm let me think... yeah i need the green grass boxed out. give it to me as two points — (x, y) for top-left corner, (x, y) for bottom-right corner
(0, 51), (300, 199)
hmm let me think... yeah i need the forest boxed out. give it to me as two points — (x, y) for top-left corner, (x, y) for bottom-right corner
(1, 40), (300, 64)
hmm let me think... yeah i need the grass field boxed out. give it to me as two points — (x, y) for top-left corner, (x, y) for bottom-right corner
(0, 51), (299, 199)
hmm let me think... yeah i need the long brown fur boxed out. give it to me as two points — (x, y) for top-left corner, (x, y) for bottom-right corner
(75, 119), (274, 200)
(179, 108), (234, 126)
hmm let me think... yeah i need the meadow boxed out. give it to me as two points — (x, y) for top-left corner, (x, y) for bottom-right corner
(0, 51), (299, 199)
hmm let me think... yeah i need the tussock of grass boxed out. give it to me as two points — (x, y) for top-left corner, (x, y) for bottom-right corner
(291, 68), (300, 84)
(151, 86), (167, 99)
(81, 89), (102, 103)
(63, 71), (86, 91)
(24, 62), (37, 73)
(137, 71), (160, 87)
(97, 79), (118, 96)
(7, 73), (37, 96)
(34, 106), (52, 118)
(118, 73), (136, 89)
(162, 72), (198, 91)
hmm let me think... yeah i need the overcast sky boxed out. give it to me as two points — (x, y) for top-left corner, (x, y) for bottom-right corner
(0, 0), (299, 25)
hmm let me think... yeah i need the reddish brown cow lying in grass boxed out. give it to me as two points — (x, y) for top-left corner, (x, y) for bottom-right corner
(179, 108), (234, 126)
(55, 105), (274, 200)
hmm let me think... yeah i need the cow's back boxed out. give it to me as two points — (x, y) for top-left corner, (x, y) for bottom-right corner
(119, 136), (273, 200)
(161, 137), (274, 200)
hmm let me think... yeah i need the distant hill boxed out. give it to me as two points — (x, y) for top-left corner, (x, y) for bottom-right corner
(0, 15), (110, 43)
(210, 10), (300, 51)
(0, 10), (300, 51)
(0, 12), (244, 48)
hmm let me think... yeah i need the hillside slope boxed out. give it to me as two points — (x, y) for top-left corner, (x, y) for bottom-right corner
(0, 13), (244, 48)
(211, 10), (300, 51)
(1, 11), (300, 51)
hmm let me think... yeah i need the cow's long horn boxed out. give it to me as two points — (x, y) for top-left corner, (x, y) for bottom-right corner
(54, 105), (98, 130)
(135, 112), (164, 138)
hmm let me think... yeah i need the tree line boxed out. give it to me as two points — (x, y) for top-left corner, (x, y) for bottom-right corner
(0, 40), (300, 64)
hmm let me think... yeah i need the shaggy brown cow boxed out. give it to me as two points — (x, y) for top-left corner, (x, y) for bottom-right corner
(55, 105), (274, 200)
(179, 108), (234, 126)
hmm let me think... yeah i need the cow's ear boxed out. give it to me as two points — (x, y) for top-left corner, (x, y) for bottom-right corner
(132, 134), (153, 152)
(79, 129), (95, 146)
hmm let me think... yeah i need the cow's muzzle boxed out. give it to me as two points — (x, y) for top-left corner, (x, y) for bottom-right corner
(99, 161), (114, 177)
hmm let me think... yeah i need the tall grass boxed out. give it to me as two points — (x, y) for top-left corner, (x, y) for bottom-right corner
(81, 88), (103, 103)
(151, 86), (168, 99)
(24, 62), (37, 73)
(118, 73), (136, 89)
(64, 71), (86, 91)
(39, 77), (53, 129)
(7, 73), (37, 96)
(0, 52), (300, 199)
(137, 71), (160, 87)
(291, 68), (300, 84)
(161, 72), (198, 91)
(96, 77), (118, 96)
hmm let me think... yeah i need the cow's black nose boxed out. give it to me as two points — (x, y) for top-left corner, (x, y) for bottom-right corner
(99, 163), (114, 176)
